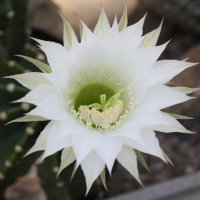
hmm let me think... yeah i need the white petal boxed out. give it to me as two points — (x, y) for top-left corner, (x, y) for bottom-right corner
(76, 13), (97, 47)
(82, 40), (110, 67)
(132, 41), (170, 77)
(140, 19), (163, 47)
(111, 40), (139, 75)
(153, 112), (194, 134)
(129, 103), (169, 127)
(102, 16), (122, 53)
(153, 60), (196, 84)
(120, 14), (146, 43)
(118, 3), (128, 32)
(124, 127), (166, 162)
(31, 37), (67, 51)
(144, 67), (169, 87)
(81, 150), (104, 195)
(140, 85), (193, 109)
(72, 129), (103, 167)
(55, 120), (86, 139)
(93, 3), (110, 38)
(100, 168), (108, 191)
(24, 121), (55, 157)
(13, 84), (58, 105)
(17, 55), (51, 73)
(110, 121), (142, 144)
(172, 87), (200, 94)
(58, 11), (78, 50)
(4, 72), (52, 90)
(7, 115), (48, 125)
(95, 134), (123, 174)
(57, 147), (76, 176)
(167, 113), (193, 120)
(117, 145), (142, 184)
(41, 122), (72, 160)
(40, 46), (70, 73)
(43, 71), (69, 101)
(141, 127), (166, 161)
(28, 95), (69, 121)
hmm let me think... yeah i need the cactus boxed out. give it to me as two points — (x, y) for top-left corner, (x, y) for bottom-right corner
(0, 1), (101, 199)
(140, 0), (200, 33)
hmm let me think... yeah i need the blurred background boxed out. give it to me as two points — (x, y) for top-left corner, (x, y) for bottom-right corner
(1, 0), (200, 199)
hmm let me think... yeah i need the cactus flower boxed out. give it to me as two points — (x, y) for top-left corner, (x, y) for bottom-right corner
(6, 3), (197, 194)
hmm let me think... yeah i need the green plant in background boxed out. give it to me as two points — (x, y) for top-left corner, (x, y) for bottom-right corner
(141, 0), (200, 33)
(0, 0), (101, 199)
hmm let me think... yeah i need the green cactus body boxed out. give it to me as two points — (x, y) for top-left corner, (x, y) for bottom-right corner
(0, 0), (102, 199)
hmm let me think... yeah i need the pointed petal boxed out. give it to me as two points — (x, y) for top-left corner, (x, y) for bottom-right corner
(134, 149), (151, 173)
(133, 41), (170, 76)
(182, 57), (190, 62)
(140, 19), (163, 47)
(172, 87), (200, 94)
(100, 168), (108, 191)
(72, 129), (103, 167)
(4, 72), (52, 90)
(40, 46), (70, 73)
(82, 40), (110, 67)
(167, 113), (193, 120)
(153, 60), (197, 84)
(110, 121), (142, 145)
(81, 150), (104, 195)
(41, 122), (72, 161)
(129, 103), (169, 127)
(102, 16), (122, 53)
(24, 121), (55, 157)
(58, 11), (78, 50)
(162, 149), (174, 166)
(16, 55), (51, 73)
(75, 13), (97, 47)
(117, 145), (142, 185)
(120, 14), (146, 42)
(57, 147), (76, 176)
(13, 84), (58, 105)
(7, 115), (48, 125)
(153, 112), (194, 134)
(71, 162), (77, 181)
(141, 127), (166, 162)
(118, 3), (128, 32)
(95, 134), (123, 174)
(30, 37), (67, 51)
(93, 3), (110, 38)
(35, 152), (45, 164)
(28, 95), (69, 121)
(140, 85), (193, 109)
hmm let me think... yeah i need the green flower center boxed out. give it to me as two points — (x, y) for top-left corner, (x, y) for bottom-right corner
(74, 83), (115, 112)
(67, 64), (134, 131)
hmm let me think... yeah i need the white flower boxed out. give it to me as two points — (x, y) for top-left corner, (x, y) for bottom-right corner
(7, 4), (197, 194)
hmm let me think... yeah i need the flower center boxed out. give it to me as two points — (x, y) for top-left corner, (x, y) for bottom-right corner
(67, 64), (135, 132)
(79, 90), (123, 127)
(74, 83), (115, 112)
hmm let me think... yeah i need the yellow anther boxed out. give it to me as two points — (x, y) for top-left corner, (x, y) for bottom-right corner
(68, 86), (74, 93)
(128, 92), (133, 95)
(129, 102), (135, 110)
(81, 67), (87, 72)
(126, 85), (131, 90)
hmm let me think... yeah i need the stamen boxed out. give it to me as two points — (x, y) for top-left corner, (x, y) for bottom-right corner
(79, 100), (123, 128)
